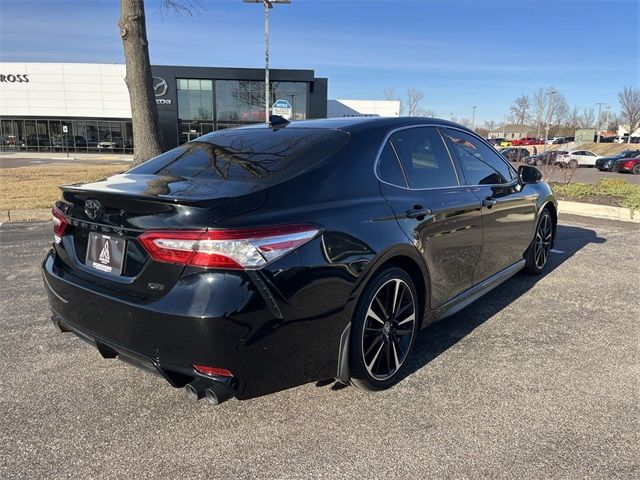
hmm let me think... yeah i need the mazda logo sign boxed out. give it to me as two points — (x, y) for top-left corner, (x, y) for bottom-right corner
(84, 199), (103, 221)
(153, 76), (168, 97)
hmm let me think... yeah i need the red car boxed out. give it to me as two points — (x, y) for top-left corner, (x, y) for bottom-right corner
(512, 137), (542, 146)
(613, 158), (640, 174)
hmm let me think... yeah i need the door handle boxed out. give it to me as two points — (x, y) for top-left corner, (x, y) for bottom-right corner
(406, 206), (432, 218)
(482, 198), (497, 208)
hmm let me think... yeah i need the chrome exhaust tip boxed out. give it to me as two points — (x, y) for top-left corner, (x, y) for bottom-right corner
(184, 378), (210, 401)
(204, 383), (233, 406)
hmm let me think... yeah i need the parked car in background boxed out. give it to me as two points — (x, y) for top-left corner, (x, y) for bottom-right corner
(524, 150), (567, 166)
(42, 117), (557, 404)
(97, 136), (124, 150)
(19, 135), (51, 150)
(595, 150), (640, 171)
(612, 157), (640, 174)
(487, 137), (511, 147)
(545, 137), (568, 145)
(556, 150), (601, 167)
(512, 137), (542, 146)
(499, 147), (530, 162)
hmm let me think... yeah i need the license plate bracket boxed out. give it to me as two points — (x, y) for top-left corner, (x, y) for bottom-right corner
(85, 232), (126, 275)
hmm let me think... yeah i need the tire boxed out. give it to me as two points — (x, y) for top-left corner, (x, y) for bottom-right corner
(349, 267), (419, 391)
(633, 165), (640, 175)
(569, 159), (578, 168)
(523, 208), (554, 275)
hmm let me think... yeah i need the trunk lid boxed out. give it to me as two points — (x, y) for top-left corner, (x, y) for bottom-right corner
(55, 173), (267, 300)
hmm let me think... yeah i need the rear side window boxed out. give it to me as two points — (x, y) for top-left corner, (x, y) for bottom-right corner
(442, 128), (515, 185)
(389, 127), (459, 189)
(130, 127), (350, 185)
(377, 141), (407, 187)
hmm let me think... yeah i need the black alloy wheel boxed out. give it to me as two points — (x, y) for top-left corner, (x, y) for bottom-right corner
(524, 209), (553, 275)
(349, 267), (418, 390)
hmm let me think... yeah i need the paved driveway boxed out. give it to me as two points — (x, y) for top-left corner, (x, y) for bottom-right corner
(1, 216), (638, 479)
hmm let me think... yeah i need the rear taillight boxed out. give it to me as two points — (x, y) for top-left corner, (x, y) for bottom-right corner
(193, 365), (234, 377)
(52, 207), (68, 243)
(138, 224), (320, 270)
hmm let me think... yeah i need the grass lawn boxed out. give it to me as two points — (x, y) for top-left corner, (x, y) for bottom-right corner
(552, 178), (640, 215)
(0, 164), (126, 211)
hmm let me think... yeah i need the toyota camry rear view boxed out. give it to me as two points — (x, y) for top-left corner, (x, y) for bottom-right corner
(43, 117), (557, 405)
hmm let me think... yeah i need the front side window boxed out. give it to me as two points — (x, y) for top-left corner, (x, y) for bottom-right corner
(389, 127), (458, 189)
(442, 128), (514, 185)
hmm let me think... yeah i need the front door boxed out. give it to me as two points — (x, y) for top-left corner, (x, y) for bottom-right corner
(441, 128), (537, 283)
(377, 126), (483, 308)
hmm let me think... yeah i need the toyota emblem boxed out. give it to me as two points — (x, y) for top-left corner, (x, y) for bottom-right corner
(153, 76), (168, 97)
(84, 199), (103, 221)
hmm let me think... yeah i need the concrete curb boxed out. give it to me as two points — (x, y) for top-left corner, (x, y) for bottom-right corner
(558, 200), (639, 223)
(3, 208), (51, 223)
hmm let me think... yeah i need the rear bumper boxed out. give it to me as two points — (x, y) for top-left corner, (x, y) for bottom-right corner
(42, 249), (342, 399)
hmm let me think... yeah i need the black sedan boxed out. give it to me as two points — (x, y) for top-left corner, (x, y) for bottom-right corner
(595, 149), (640, 171)
(43, 117), (557, 405)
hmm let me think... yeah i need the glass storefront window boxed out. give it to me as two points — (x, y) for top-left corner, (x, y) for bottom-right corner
(177, 78), (213, 121)
(216, 80), (308, 125)
(0, 118), (132, 152)
(271, 81), (308, 121)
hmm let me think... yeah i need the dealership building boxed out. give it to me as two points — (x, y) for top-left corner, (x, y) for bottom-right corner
(0, 62), (329, 152)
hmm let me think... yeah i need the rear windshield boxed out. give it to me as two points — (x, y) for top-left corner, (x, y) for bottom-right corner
(130, 127), (350, 185)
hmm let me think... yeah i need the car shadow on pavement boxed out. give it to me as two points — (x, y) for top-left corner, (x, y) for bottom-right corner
(399, 224), (607, 381)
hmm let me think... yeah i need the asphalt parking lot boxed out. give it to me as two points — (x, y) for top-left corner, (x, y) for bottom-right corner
(1, 215), (638, 479)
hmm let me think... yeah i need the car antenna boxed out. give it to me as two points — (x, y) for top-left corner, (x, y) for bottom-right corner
(269, 115), (290, 129)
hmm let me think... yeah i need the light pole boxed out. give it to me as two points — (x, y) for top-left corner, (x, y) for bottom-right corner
(471, 106), (477, 130)
(595, 102), (605, 143)
(544, 90), (557, 143)
(243, 0), (291, 123)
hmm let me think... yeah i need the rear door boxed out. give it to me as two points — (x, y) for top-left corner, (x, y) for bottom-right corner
(377, 125), (483, 308)
(441, 127), (537, 284)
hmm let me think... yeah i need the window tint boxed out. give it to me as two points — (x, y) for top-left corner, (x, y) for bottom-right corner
(389, 127), (458, 189)
(443, 128), (514, 185)
(377, 141), (407, 187)
(130, 128), (350, 185)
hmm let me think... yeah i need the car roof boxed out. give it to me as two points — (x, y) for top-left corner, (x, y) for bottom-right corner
(236, 116), (474, 134)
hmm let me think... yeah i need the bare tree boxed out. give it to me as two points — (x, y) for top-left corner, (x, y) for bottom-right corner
(552, 95), (570, 126)
(382, 87), (396, 101)
(119, 0), (198, 165)
(606, 111), (622, 133)
(618, 86), (640, 143)
(576, 108), (596, 129)
(483, 120), (497, 135)
(509, 95), (530, 125)
(406, 88), (425, 117)
(568, 106), (580, 130)
(532, 88), (548, 138)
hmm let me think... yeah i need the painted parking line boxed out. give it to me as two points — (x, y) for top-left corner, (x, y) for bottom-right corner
(550, 249), (565, 254)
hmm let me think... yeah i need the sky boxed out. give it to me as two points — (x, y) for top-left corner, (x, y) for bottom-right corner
(0, 0), (638, 123)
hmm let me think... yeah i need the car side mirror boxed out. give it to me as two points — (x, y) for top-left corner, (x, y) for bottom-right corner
(518, 165), (542, 184)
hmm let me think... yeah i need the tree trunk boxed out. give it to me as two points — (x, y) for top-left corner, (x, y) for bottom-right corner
(119, 0), (163, 165)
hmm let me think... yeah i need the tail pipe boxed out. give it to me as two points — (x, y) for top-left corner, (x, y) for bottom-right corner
(184, 378), (234, 406)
